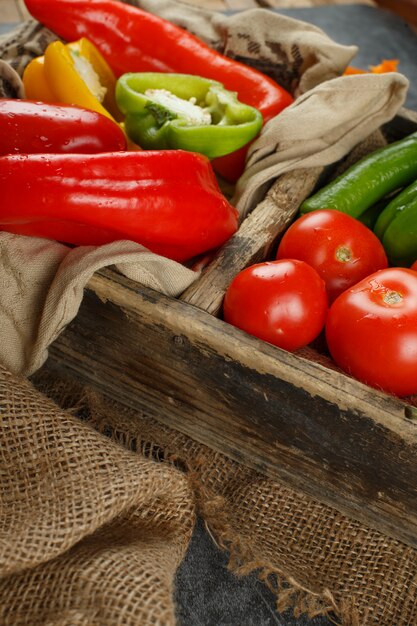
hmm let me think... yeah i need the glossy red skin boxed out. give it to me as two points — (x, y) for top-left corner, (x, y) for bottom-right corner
(0, 150), (238, 261)
(0, 99), (126, 155)
(24, 0), (293, 181)
(326, 268), (417, 397)
(223, 259), (328, 352)
(276, 209), (388, 303)
(411, 260), (417, 272)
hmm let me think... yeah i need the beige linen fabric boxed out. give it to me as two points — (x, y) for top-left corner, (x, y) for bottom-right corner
(100, 390), (416, 626)
(0, 66), (408, 376)
(128, 0), (358, 94)
(0, 234), (197, 376)
(0, 0), (358, 90)
(234, 72), (409, 215)
(0, 59), (24, 97)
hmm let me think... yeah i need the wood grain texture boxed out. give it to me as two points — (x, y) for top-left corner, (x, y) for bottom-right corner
(374, 0), (417, 29)
(47, 268), (417, 549)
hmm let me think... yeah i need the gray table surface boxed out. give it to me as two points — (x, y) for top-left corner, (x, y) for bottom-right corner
(274, 4), (417, 110)
(175, 517), (333, 626)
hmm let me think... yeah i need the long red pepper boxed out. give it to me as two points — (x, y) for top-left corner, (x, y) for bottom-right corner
(0, 151), (238, 261)
(24, 0), (294, 181)
(0, 99), (126, 155)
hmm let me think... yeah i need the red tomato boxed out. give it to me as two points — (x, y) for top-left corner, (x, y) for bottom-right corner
(411, 260), (417, 272)
(276, 209), (388, 303)
(223, 259), (328, 352)
(326, 267), (417, 397)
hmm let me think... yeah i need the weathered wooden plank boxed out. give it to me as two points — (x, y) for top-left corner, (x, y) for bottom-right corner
(180, 167), (324, 316)
(47, 268), (417, 549)
(179, 128), (391, 317)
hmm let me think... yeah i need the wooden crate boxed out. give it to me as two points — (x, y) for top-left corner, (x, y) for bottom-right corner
(44, 107), (417, 550)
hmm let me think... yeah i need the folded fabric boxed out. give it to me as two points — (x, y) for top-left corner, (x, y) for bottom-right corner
(0, 59), (24, 98)
(233, 72), (409, 216)
(0, 5), (416, 626)
(0, 235), (198, 376)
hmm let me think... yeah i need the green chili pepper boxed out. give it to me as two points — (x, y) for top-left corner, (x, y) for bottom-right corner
(373, 178), (417, 240)
(357, 196), (394, 229)
(115, 72), (263, 159)
(371, 178), (417, 266)
(381, 199), (417, 266)
(300, 132), (417, 218)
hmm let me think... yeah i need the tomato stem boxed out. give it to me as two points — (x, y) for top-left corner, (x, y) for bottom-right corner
(335, 246), (352, 263)
(383, 290), (403, 305)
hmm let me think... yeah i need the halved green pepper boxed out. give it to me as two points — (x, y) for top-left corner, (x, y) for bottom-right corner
(115, 72), (263, 159)
(373, 178), (417, 266)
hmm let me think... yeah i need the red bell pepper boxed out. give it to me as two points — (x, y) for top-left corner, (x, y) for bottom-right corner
(24, 0), (294, 181)
(0, 99), (126, 155)
(0, 150), (238, 262)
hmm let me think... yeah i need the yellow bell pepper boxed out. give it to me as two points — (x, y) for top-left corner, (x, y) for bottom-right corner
(23, 38), (122, 122)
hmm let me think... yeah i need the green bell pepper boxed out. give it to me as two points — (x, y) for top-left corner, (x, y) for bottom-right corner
(373, 178), (417, 266)
(115, 72), (263, 159)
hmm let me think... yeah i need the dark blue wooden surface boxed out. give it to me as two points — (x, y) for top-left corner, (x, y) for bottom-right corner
(273, 5), (417, 110)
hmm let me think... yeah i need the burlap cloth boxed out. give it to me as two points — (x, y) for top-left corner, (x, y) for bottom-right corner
(0, 1), (416, 625)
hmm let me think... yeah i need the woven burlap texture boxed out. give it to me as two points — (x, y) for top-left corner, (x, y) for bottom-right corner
(1, 365), (412, 626)
(0, 363), (195, 626)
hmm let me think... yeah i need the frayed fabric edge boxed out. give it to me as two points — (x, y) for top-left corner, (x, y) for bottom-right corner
(192, 486), (365, 626)
(35, 380), (368, 626)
